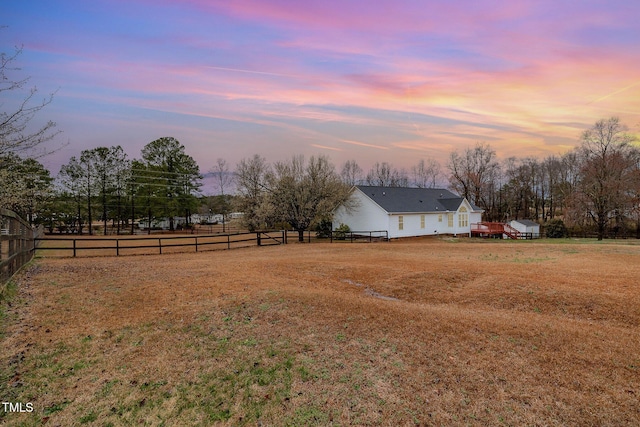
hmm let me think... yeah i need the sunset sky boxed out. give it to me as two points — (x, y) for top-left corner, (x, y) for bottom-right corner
(4, 0), (640, 181)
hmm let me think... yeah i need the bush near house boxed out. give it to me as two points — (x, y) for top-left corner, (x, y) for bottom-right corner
(314, 219), (332, 239)
(334, 223), (351, 240)
(545, 219), (568, 238)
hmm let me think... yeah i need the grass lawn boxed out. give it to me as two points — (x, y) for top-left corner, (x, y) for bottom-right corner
(1, 238), (639, 426)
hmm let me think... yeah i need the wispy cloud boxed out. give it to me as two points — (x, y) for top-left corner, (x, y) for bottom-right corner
(339, 139), (389, 150)
(310, 144), (342, 152)
(203, 65), (297, 78)
(588, 81), (640, 105)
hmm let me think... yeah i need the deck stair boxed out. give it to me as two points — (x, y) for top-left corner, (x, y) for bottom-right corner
(501, 223), (522, 240)
(471, 222), (522, 240)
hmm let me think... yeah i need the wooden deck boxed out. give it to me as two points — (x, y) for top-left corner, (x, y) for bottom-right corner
(471, 222), (535, 240)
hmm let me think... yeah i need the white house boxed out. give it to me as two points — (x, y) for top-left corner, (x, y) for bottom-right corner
(192, 213), (224, 224)
(138, 217), (188, 230)
(333, 186), (483, 239)
(509, 219), (540, 238)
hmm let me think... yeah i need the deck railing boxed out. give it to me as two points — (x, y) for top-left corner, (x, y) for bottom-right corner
(471, 222), (537, 240)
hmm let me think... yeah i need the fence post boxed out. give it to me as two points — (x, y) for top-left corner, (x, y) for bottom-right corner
(227, 234), (231, 250)
(195, 236), (198, 252)
(159, 238), (162, 254)
(308, 231), (311, 243)
(281, 230), (285, 244)
(116, 239), (120, 256)
(257, 232), (261, 246)
(73, 239), (77, 257)
(350, 232), (354, 243)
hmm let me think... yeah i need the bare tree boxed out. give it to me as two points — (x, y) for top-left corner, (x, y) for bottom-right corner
(411, 158), (441, 188)
(236, 155), (352, 240)
(576, 117), (636, 240)
(268, 155), (352, 242)
(0, 43), (60, 158)
(365, 162), (409, 187)
(0, 41), (60, 212)
(629, 149), (640, 238)
(340, 159), (363, 186)
(501, 157), (537, 220)
(58, 156), (87, 234)
(0, 154), (52, 222)
(541, 156), (563, 220)
(211, 158), (234, 232)
(448, 142), (500, 213)
(235, 155), (271, 231)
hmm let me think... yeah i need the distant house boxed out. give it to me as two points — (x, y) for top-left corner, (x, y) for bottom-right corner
(138, 217), (188, 230)
(333, 186), (483, 239)
(192, 213), (223, 224)
(509, 219), (540, 237)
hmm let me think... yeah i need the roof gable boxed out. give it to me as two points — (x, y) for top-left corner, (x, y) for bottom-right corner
(355, 186), (481, 214)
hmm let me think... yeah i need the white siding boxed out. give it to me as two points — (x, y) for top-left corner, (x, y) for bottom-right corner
(390, 214), (424, 238)
(450, 200), (478, 236)
(510, 221), (540, 235)
(333, 189), (388, 232)
(386, 213), (452, 238)
(469, 212), (483, 231)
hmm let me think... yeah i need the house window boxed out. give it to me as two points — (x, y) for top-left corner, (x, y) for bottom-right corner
(458, 206), (468, 228)
(438, 214), (442, 222)
(448, 213), (453, 228)
(398, 215), (404, 230)
(420, 215), (425, 229)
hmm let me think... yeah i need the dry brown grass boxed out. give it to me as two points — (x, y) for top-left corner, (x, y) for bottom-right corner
(1, 238), (639, 426)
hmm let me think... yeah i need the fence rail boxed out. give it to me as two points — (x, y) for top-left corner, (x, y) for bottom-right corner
(1, 209), (41, 284)
(329, 230), (389, 243)
(35, 230), (286, 258)
(279, 230), (389, 244)
(36, 228), (389, 258)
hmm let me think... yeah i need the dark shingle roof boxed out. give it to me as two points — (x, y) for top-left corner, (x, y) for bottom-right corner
(356, 186), (482, 213)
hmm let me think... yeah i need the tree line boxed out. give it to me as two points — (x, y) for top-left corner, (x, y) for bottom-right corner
(52, 137), (202, 235)
(234, 116), (638, 241)
(2, 117), (639, 241)
(448, 117), (640, 240)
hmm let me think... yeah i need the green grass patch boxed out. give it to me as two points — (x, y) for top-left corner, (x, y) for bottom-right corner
(44, 400), (71, 416)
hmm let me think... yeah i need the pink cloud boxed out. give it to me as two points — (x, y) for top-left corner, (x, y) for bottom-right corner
(30, 0), (640, 172)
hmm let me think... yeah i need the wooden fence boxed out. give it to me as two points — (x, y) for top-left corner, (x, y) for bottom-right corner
(280, 230), (388, 244)
(328, 230), (388, 243)
(35, 230), (286, 258)
(1, 209), (41, 284)
(35, 228), (389, 258)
